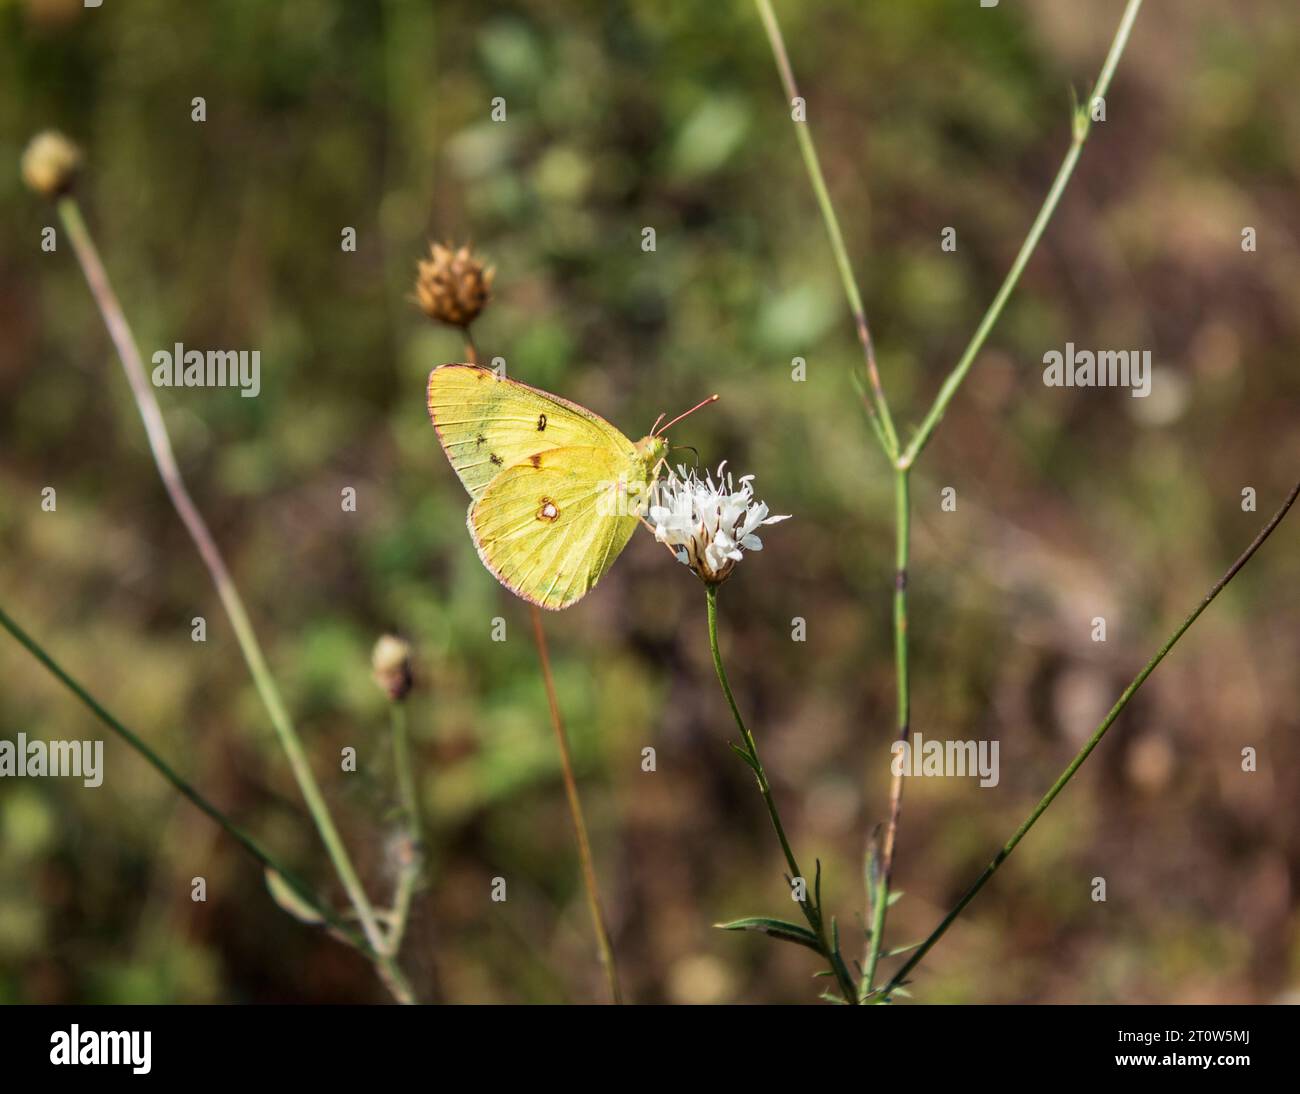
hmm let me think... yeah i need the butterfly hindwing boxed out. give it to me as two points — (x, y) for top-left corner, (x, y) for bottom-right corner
(467, 445), (642, 610)
(427, 364), (636, 500)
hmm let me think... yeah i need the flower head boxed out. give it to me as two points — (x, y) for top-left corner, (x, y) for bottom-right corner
(647, 463), (790, 586)
(21, 130), (81, 199)
(413, 242), (495, 328)
(371, 633), (414, 701)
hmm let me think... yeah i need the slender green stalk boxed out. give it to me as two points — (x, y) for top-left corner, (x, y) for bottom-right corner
(707, 586), (859, 1003)
(390, 703), (420, 833)
(528, 603), (623, 1004)
(55, 196), (409, 997)
(0, 603), (367, 953)
(864, 466), (910, 991)
(383, 702), (421, 956)
(754, 0), (898, 461)
(882, 476), (1300, 998)
(901, 0), (1145, 469)
(465, 313), (621, 1002)
(385, 857), (418, 958)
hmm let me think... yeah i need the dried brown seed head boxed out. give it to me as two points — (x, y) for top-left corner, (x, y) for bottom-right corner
(413, 240), (494, 328)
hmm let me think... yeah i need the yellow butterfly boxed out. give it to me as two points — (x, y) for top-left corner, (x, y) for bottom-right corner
(427, 363), (713, 610)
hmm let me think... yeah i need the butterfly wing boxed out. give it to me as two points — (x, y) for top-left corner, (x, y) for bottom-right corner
(427, 364), (637, 500)
(468, 445), (644, 610)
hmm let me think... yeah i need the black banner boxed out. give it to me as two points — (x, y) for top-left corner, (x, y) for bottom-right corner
(0, 1003), (1283, 1080)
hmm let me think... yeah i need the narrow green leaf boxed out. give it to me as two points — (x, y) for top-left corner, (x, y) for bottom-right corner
(887, 889), (904, 907)
(716, 916), (822, 953)
(728, 742), (760, 774)
(819, 991), (849, 1005)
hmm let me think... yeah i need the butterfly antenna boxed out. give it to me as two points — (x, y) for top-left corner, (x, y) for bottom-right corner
(654, 393), (719, 436)
(650, 412), (667, 435)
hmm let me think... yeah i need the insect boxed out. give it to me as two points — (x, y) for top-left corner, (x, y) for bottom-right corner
(427, 363), (715, 610)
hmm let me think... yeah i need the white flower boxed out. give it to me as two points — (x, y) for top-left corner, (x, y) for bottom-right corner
(646, 462), (790, 585)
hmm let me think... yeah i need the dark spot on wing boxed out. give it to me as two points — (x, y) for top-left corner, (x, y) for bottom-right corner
(537, 497), (559, 523)
(529, 454), (542, 468)
(537, 413), (547, 431)
(489, 453), (503, 466)
(475, 433), (486, 447)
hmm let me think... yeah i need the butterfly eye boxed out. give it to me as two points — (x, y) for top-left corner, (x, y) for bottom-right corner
(537, 497), (560, 523)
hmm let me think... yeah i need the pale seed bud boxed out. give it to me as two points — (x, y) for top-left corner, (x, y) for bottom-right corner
(371, 634), (413, 701)
(21, 130), (82, 199)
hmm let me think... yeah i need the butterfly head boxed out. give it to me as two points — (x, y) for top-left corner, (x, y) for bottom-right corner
(634, 433), (669, 473)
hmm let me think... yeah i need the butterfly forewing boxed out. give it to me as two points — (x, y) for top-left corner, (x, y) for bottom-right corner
(427, 364), (637, 499)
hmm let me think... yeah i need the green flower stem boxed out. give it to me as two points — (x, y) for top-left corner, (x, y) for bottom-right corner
(528, 603), (623, 1005)
(901, 0), (1145, 469)
(0, 603), (365, 953)
(706, 585), (858, 1003)
(390, 702), (420, 832)
(883, 476), (1300, 998)
(466, 313), (620, 1003)
(383, 701), (421, 956)
(864, 465), (911, 991)
(754, 0), (898, 461)
(55, 197), (405, 995)
(385, 860), (418, 958)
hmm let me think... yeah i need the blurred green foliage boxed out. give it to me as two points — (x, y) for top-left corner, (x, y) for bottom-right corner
(1, 0), (1299, 1003)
